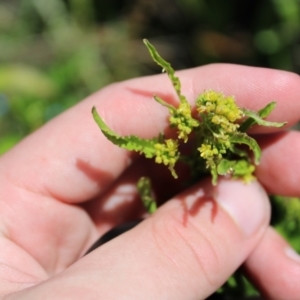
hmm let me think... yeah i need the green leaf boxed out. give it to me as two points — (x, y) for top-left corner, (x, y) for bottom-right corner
(230, 133), (261, 164)
(239, 102), (286, 132)
(92, 107), (158, 158)
(137, 177), (157, 214)
(258, 101), (277, 118)
(154, 95), (176, 111)
(217, 159), (236, 175)
(211, 165), (218, 186)
(232, 160), (255, 176)
(230, 146), (248, 158)
(243, 108), (286, 127)
(144, 40), (199, 143)
(232, 160), (256, 183)
(143, 39), (188, 104)
(217, 159), (256, 183)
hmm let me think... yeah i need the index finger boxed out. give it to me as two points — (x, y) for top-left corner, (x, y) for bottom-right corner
(1, 64), (299, 203)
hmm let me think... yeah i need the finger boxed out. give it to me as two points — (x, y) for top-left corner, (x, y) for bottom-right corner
(12, 179), (270, 299)
(255, 130), (300, 196)
(244, 227), (300, 300)
(0, 65), (299, 204)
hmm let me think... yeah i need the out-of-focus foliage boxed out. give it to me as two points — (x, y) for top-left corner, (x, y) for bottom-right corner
(1, 0), (300, 298)
(1, 0), (300, 153)
(271, 196), (300, 252)
(0, 0), (142, 153)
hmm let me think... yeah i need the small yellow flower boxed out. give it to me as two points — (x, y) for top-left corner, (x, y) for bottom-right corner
(154, 139), (179, 167)
(169, 102), (199, 142)
(198, 143), (218, 159)
(202, 90), (220, 102)
(197, 90), (243, 123)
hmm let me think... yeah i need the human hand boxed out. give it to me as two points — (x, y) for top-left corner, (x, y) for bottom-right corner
(1, 64), (300, 299)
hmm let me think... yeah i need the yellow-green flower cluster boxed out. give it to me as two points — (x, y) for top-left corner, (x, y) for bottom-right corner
(169, 102), (199, 142)
(196, 90), (244, 134)
(154, 139), (180, 177)
(232, 160), (256, 183)
(198, 143), (220, 170)
(198, 143), (219, 160)
(195, 91), (246, 180)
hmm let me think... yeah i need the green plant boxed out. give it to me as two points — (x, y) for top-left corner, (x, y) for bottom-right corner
(92, 39), (286, 213)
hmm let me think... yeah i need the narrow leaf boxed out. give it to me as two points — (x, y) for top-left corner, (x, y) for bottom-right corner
(143, 39), (188, 104)
(230, 133), (261, 164)
(92, 107), (157, 158)
(258, 101), (277, 118)
(92, 106), (119, 141)
(154, 95), (176, 111)
(211, 166), (218, 186)
(239, 102), (286, 132)
(242, 108), (286, 128)
(137, 177), (157, 214)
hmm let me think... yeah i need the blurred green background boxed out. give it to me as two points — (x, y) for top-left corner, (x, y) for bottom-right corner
(1, 0), (300, 297)
(1, 0), (300, 153)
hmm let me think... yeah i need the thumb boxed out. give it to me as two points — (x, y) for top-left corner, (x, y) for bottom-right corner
(12, 179), (270, 300)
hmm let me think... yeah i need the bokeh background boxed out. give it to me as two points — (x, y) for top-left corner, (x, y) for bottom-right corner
(2, 0), (300, 153)
(1, 0), (300, 297)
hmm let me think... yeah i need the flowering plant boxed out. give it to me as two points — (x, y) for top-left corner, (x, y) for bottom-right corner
(92, 40), (286, 213)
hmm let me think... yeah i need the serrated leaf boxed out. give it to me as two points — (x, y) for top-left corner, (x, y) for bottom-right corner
(243, 108), (286, 127)
(240, 102), (276, 132)
(230, 132), (261, 164)
(239, 102), (286, 132)
(92, 107), (158, 158)
(137, 177), (157, 214)
(143, 39), (188, 104)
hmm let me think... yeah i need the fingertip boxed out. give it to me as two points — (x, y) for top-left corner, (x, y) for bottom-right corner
(215, 179), (270, 237)
(87, 178), (271, 299)
(245, 227), (300, 299)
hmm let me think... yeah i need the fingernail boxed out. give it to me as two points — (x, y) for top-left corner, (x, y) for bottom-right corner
(215, 179), (270, 237)
(285, 247), (300, 264)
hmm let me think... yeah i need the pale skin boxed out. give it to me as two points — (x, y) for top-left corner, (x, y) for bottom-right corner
(0, 64), (300, 299)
